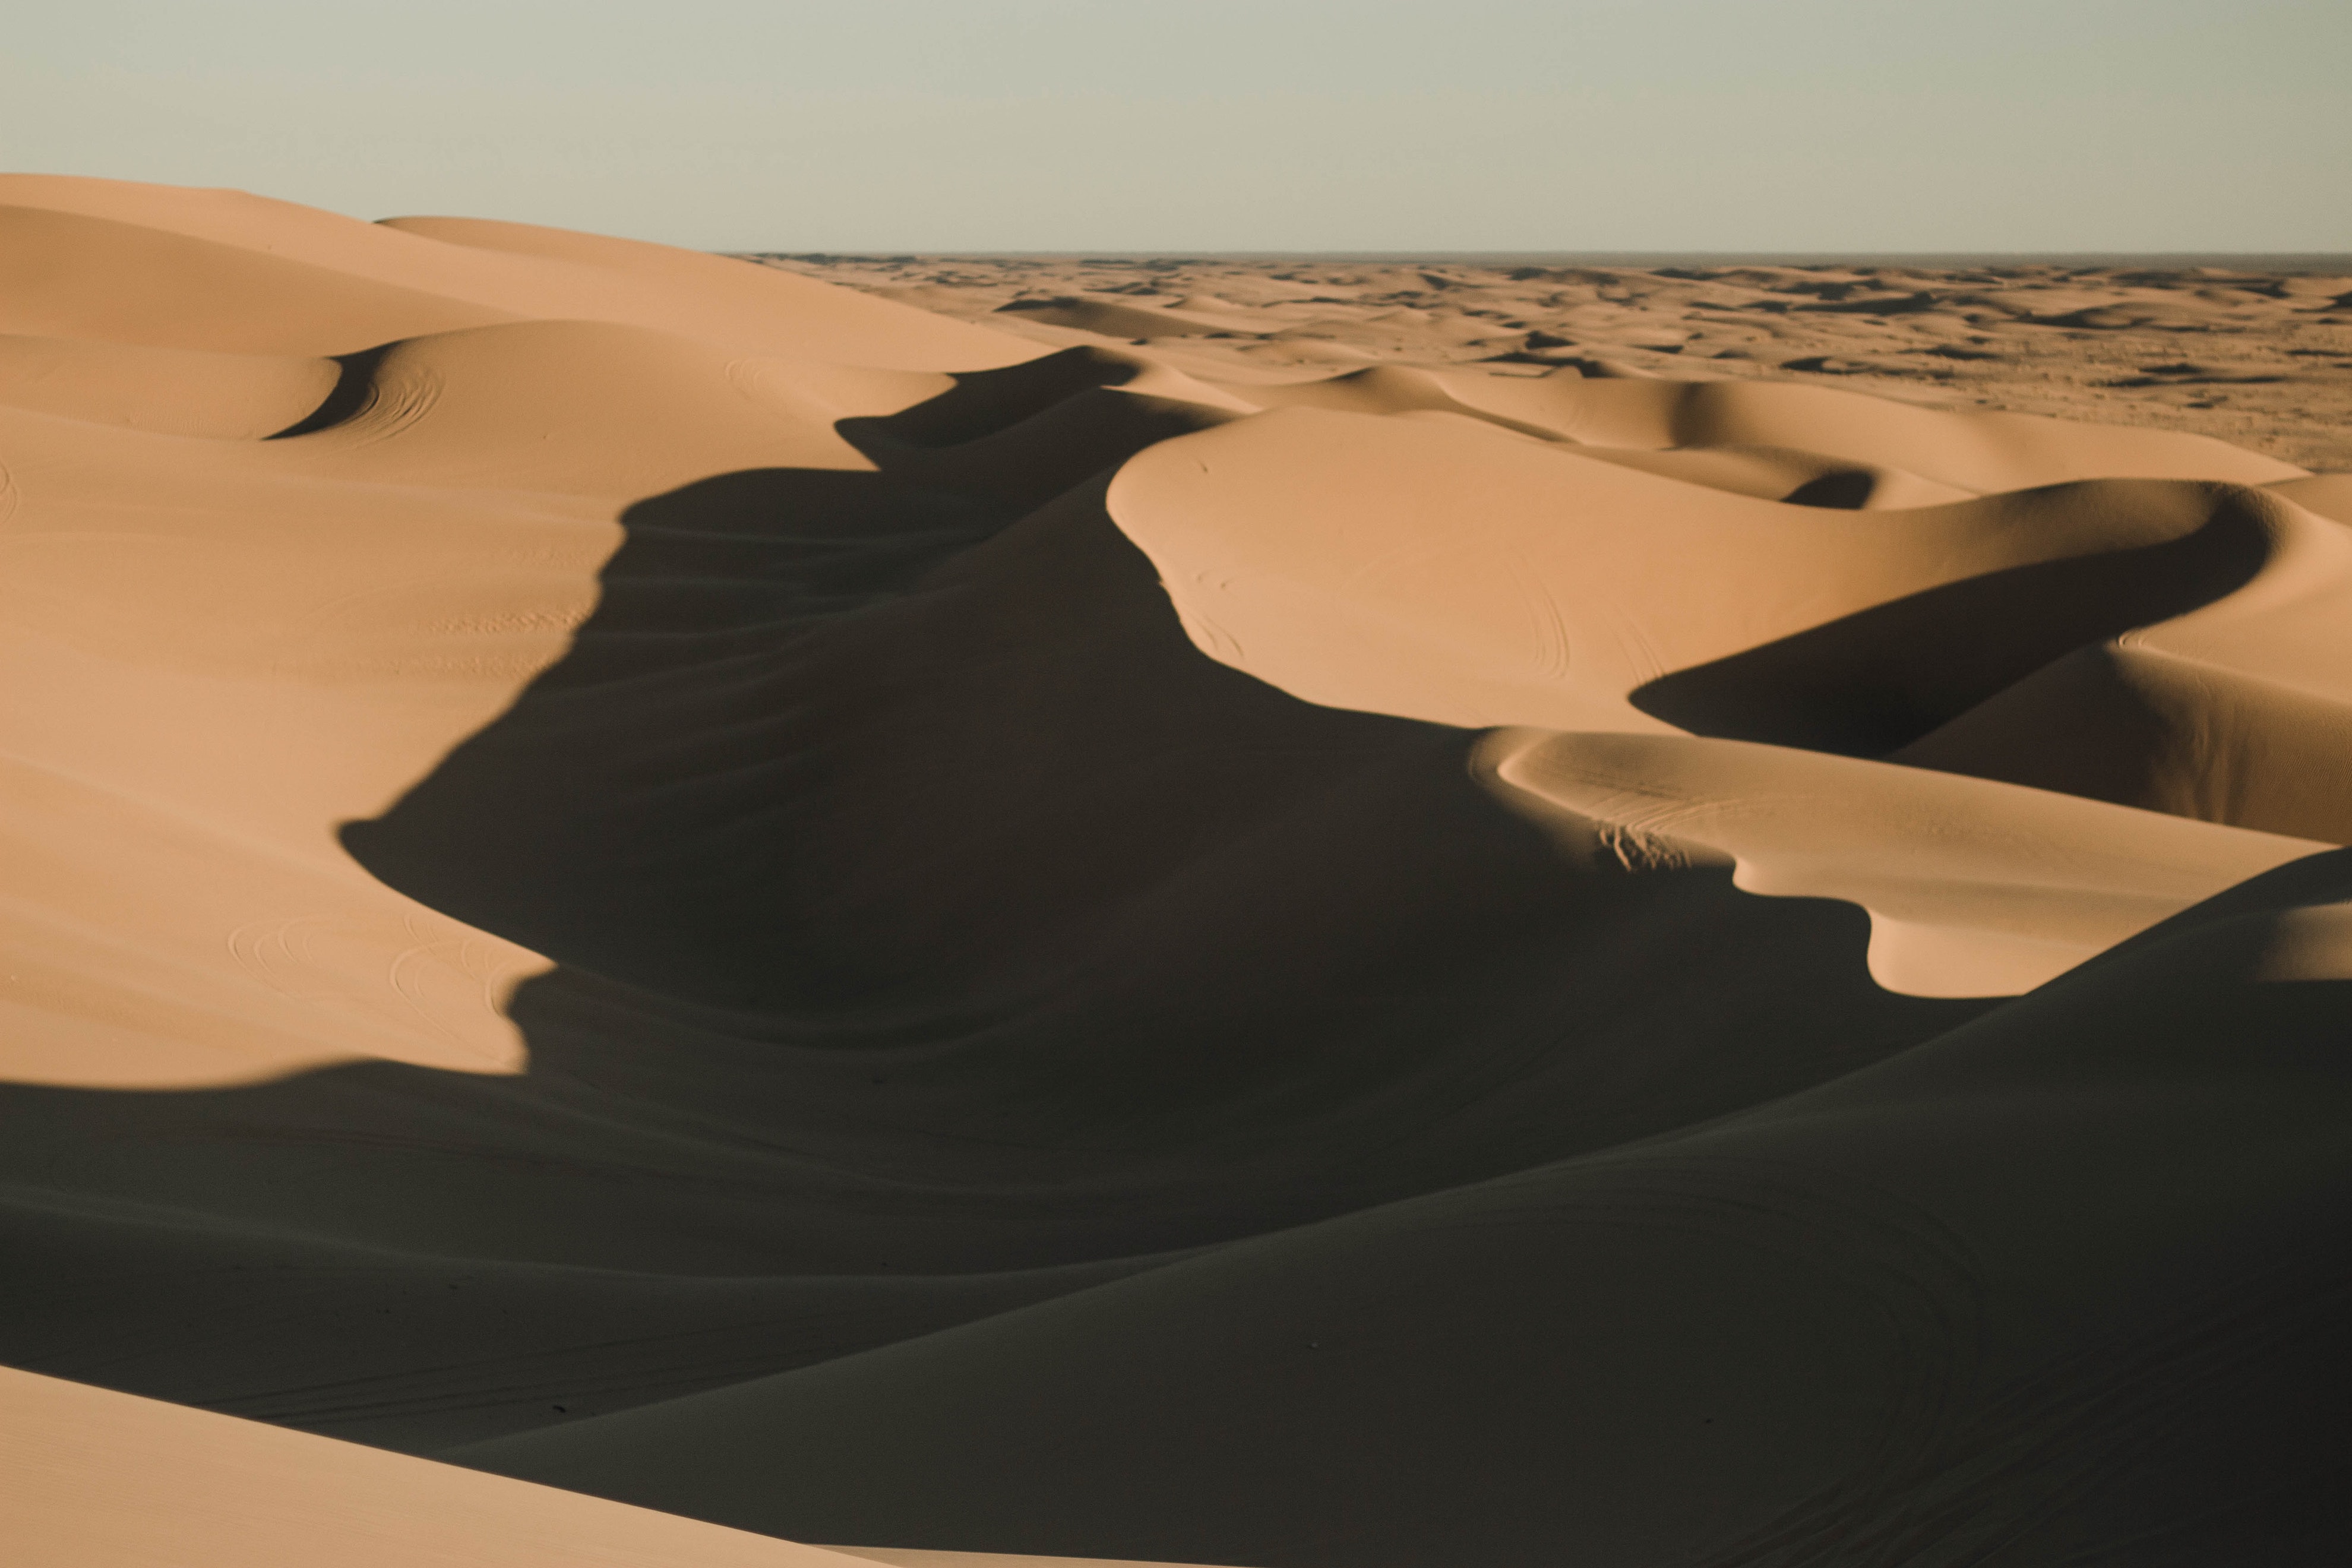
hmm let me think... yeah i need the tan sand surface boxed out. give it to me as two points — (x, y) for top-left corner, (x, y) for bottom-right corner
(3, 1367), (1190, 1568)
(1, 1365), (867, 1566)
(764, 252), (2352, 470)
(4, 179), (2352, 1566)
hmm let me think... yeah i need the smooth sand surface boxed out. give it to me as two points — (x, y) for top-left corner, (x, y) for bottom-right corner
(1, 1365), (868, 1566)
(2, 1367), (1195, 1568)
(5, 179), (2352, 1566)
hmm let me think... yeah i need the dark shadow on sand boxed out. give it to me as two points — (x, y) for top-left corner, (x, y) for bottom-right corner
(1632, 497), (2272, 754)
(0, 359), (1990, 1454)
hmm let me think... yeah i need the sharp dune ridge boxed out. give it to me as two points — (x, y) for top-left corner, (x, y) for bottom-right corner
(2, 175), (2351, 1566)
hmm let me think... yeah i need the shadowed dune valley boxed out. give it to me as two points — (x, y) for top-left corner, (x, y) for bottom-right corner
(10, 174), (2352, 1567)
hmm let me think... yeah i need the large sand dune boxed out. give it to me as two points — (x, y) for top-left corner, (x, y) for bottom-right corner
(4, 177), (2351, 1565)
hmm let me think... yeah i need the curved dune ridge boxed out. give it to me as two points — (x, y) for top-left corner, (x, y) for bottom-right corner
(3, 176), (2351, 1566)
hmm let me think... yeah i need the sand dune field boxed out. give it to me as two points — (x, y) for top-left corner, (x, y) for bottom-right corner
(5, 177), (2352, 1566)
(767, 251), (2352, 472)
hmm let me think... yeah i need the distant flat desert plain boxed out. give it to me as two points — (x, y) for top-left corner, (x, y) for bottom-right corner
(5, 178), (2352, 1568)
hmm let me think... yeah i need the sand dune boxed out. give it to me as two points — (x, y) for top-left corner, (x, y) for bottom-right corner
(4, 180), (2351, 1566)
(769, 251), (2352, 470)
(3, 1366), (862, 1567)
(7, 1366), (1181, 1568)
(460, 849), (2352, 1564)
(1487, 729), (2325, 995)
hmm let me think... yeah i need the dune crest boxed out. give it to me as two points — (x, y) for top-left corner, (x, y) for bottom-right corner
(5, 181), (2352, 1567)
(1483, 729), (2326, 995)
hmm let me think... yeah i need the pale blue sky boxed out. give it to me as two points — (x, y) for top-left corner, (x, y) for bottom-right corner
(3, 1), (2345, 252)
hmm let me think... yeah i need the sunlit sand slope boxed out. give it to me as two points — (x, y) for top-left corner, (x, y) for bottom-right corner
(2, 1368), (1214, 1568)
(4, 180), (2350, 1567)
(0, 1367), (866, 1568)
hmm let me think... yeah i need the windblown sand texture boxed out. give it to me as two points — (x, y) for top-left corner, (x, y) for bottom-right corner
(766, 251), (2352, 472)
(5, 177), (2352, 1566)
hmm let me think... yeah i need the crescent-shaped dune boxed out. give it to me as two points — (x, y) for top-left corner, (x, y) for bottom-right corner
(3, 179), (2351, 1567)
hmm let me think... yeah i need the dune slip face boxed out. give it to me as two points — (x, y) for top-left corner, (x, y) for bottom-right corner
(3, 178), (2352, 1567)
